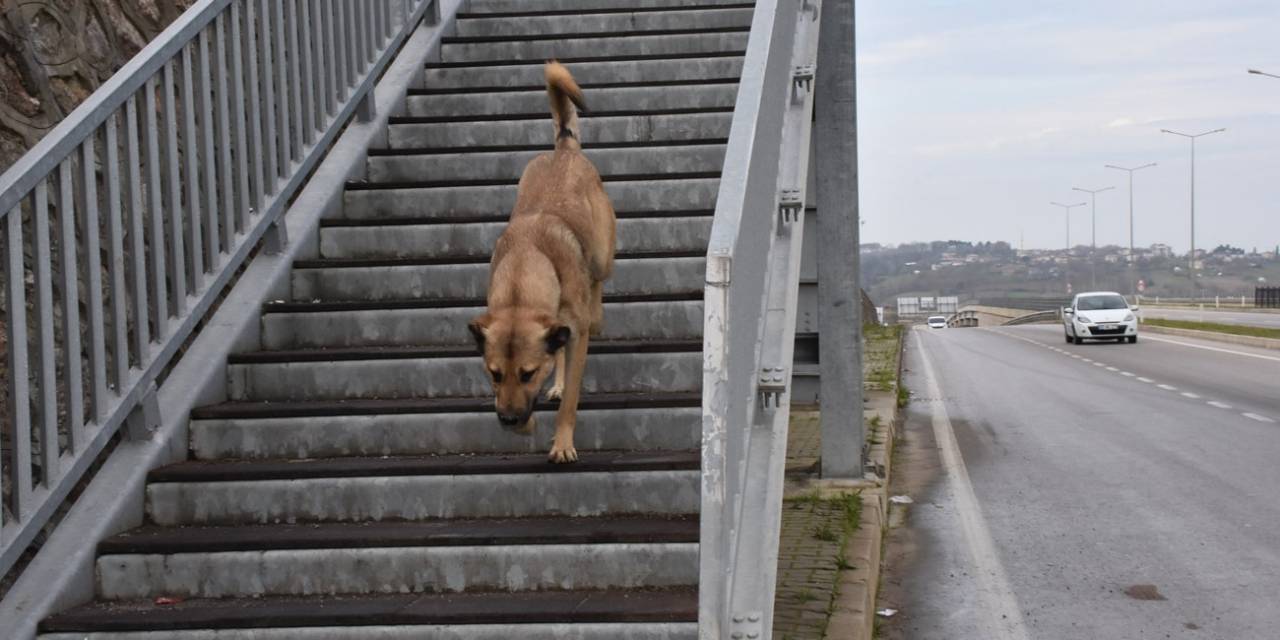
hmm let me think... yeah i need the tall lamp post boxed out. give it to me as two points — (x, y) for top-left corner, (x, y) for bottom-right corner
(1248, 68), (1280, 79)
(1105, 163), (1156, 298)
(1161, 127), (1225, 276)
(1051, 201), (1087, 293)
(1071, 186), (1114, 288)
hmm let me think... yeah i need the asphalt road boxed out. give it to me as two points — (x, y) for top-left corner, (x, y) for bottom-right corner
(1142, 306), (1280, 329)
(877, 324), (1280, 640)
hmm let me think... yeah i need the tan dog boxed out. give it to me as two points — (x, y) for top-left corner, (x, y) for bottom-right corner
(468, 62), (616, 463)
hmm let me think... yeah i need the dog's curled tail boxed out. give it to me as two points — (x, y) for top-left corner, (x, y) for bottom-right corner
(545, 61), (586, 151)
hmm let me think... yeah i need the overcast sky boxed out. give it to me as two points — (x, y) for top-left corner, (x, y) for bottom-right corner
(855, 0), (1280, 252)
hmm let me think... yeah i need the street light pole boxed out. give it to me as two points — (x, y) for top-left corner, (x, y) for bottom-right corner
(1105, 163), (1156, 297)
(1071, 186), (1115, 288)
(1248, 68), (1280, 79)
(1051, 201), (1087, 293)
(1161, 128), (1224, 276)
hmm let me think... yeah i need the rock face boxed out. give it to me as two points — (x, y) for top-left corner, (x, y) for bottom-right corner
(1, 0), (194, 173)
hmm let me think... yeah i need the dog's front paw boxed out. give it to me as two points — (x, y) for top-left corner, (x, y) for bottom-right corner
(545, 384), (563, 401)
(547, 440), (578, 464)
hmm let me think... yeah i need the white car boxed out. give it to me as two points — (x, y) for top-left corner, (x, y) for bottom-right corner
(1063, 292), (1138, 344)
(927, 315), (948, 329)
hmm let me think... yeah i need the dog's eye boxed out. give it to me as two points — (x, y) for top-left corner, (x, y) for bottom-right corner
(519, 368), (536, 383)
(490, 369), (503, 383)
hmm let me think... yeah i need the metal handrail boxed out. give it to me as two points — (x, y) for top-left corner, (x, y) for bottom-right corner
(0, 0), (437, 580)
(700, 0), (821, 636)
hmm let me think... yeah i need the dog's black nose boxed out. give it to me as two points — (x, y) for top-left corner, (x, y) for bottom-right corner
(497, 413), (520, 426)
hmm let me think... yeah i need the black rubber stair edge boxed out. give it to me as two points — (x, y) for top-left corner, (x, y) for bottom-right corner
(408, 77), (739, 96)
(457, 3), (754, 19)
(320, 208), (715, 227)
(441, 26), (748, 45)
(261, 290), (703, 314)
(191, 390), (702, 420)
(426, 50), (745, 69)
(370, 138), (731, 156)
(390, 106), (732, 125)
(148, 450), (701, 483)
(100, 515), (698, 554)
(292, 249), (705, 270)
(39, 588), (698, 632)
(345, 170), (720, 190)
(228, 339), (702, 364)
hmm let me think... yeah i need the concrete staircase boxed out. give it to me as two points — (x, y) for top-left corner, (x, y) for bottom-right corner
(38, 1), (751, 637)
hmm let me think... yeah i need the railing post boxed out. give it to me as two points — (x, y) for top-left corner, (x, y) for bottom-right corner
(816, 0), (863, 478)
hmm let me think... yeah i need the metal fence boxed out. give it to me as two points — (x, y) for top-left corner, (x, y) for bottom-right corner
(700, 0), (822, 636)
(1257, 287), (1280, 309)
(0, 0), (438, 580)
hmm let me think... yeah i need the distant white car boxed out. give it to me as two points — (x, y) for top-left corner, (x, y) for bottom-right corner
(927, 315), (948, 329)
(1063, 291), (1138, 344)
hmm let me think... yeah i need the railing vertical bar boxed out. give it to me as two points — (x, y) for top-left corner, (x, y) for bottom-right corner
(123, 96), (151, 358)
(213, 14), (236, 247)
(356, 1), (369, 70)
(5, 203), (33, 518)
(273, 0), (290, 175)
(299, 0), (316, 141)
(374, 1), (385, 48)
(344, 1), (357, 88)
(103, 115), (131, 390)
(317, 0), (333, 117)
(32, 181), (59, 483)
(180, 45), (205, 290)
(258, 0), (279, 193)
(229, 1), (252, 234)
(241, 0), (265, 211)
(161, 61), (188, 312)
(197, 31), (219, 266)
(333, 0), (348, 103)
(56, 160), (83, 453)
(143, 79), (168, 338)
(80, 137), (108, 421)
(285, 0), (303, 159)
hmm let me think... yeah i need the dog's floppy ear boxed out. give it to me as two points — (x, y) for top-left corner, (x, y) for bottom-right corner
(545, 325), (571, 354)
(467, 315), (491, 353)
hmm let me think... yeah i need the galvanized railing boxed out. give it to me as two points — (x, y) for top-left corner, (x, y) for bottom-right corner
(0, 0), (438, 580)
(700, 0), (823, 636)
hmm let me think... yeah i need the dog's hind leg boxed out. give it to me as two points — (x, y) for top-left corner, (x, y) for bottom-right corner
(547, 348), (566, 400)
(548, 323), (590, 464)
(588, 280), (604, 336)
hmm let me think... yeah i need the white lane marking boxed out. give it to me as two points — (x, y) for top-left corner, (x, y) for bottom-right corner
(913, 332), (1033, 640)
(1243, 413), (1276, 423)
(1141, 334), (1280, 363)
(1081, 358), (1093, 363)
(1093, 362), (1105, 367)
(1071, 355), (1082, 359)
(1180, 392), (1201, 399)
(1120, 372), (1135, 377)
(1106, 366), (1119, 372)
(1157, 384), (1178, 391)
(1137, 377), (1154, 383)
(1208, 401), (1233, 410)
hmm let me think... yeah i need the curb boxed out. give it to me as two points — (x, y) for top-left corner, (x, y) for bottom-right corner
(1142, 323), (1280, 351)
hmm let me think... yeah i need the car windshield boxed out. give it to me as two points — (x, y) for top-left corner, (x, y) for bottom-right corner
(1076, 295), (1128, 311)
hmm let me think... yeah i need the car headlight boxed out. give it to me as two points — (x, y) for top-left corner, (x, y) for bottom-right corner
(1077, 315), (1093, 323)
(1124, 313), (1135, 322)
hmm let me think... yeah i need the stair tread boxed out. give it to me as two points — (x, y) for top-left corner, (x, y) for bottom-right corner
(100, 516), (698, 555)
(457, 3), (752, 19)
(389, 106), (731, 125)
(441, 26), (748, 45)
(191, 391), (702, 420)
(262, 291), (701, 313)
(228, 339), (702, 364)
(408, 77), (738, 96)
(320, 209), (714, 227)
(369, 138), (730, 156)
(148, 450), (701, 483)
(292, 249), (703, 270)
(346, 170), (719, 190)
(39, 588), (698, 632)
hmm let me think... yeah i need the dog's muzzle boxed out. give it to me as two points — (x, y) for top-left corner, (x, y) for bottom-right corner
(497, 406), (535, 434)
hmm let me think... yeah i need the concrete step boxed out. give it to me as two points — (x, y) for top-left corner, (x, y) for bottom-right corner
(403, 82), (737, 119)
(226, 346), (701, 402)
(368, 142), (726, 183)
(454, 5), (753, 38)
(439, 29), (749, 63)
(98, 540), (697, 599)
(39, 589), (698, 639)
(318, 213), (712, 260)
(259, 296), (704, 350)
(389, 112), (732, 149)
(465, 0), (751, 15)
(423, 55), (744, 89)
(145, 450), (701, 526)
(190, 403), (700, 459)
(290, 254), (706, 302)
(341, 175), (719, 221)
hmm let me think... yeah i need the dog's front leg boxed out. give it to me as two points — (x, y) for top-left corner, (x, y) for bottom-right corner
(547, 348), (566, 400)
(548, 324), (589, 463)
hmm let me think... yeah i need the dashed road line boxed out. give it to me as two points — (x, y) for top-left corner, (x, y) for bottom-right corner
(1105, 366), (1119, 372)
(1180, 392), (1201, 399)
(1120, 372), (1134, 377)
(1242, 413), (1276, 423)
(1208, 401), (1233, 410)
(1137, 377), (1154, 383)
(1157, 384), (1178, 391)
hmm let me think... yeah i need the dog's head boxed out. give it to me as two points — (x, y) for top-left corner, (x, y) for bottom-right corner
(468, 309), (570, 434)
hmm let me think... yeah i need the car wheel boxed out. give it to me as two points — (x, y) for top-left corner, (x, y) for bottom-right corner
(1128, 335), (1138, 344)
(1116, 337), (1125, 343)
(1073, 335), (1083, 345)
(1064, 332), (1073, 344)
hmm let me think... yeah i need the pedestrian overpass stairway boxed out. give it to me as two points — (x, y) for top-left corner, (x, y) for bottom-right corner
(38, 0), (753, 637)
